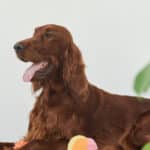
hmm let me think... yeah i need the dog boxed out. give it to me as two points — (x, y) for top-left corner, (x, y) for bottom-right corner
(0, 24), (150, 150)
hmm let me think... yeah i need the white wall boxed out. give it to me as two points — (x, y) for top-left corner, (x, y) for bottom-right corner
(0, 0), (150, 141)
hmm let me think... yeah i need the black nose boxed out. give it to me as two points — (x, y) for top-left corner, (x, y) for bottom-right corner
(14, 43), (25, 52)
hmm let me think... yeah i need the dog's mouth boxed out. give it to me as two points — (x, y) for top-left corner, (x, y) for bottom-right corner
(23, 61), (48, 82)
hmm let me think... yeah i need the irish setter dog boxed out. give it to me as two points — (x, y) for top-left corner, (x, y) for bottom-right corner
(0, 24), (150, 150)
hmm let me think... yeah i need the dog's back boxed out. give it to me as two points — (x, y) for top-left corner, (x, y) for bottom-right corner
(89, 85), (150, 149)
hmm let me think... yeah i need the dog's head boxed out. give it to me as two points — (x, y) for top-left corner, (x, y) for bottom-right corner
(14, 24), (73, 82)
(14, 24), (88, 98)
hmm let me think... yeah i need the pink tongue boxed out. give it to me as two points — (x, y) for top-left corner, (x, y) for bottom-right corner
(23, 62), (48, 82)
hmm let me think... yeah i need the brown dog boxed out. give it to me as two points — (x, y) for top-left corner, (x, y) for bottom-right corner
(0, 24), (150, 150)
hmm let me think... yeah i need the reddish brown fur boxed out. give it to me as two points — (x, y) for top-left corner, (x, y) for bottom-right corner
(0, 24), (150, 150)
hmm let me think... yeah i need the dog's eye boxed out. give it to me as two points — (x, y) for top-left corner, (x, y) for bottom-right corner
(44, 31), (54, 38)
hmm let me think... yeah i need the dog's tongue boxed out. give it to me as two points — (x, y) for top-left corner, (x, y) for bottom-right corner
(23, 62), (48, 82)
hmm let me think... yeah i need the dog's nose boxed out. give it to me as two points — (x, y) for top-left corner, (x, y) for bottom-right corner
(14, 43), (25, 52)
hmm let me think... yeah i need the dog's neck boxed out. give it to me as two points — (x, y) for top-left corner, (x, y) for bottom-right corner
(46, 80), (66, 92)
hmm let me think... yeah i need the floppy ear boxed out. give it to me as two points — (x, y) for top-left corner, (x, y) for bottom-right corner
(62, 42), (88, 101)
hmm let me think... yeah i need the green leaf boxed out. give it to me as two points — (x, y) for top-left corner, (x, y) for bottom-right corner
(142, 143), (150, 150)
(134, 63), (150, 95)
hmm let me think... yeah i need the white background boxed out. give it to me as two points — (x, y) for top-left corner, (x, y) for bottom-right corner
(0, 0), (150, 141)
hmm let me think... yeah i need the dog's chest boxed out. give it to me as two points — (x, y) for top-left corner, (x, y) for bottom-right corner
(27, 93), (84, 140)
(45, 107), (80, 138)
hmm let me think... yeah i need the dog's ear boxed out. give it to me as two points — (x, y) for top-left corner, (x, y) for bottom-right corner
(62, 43), (88, 101)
